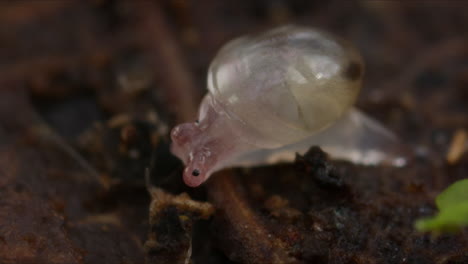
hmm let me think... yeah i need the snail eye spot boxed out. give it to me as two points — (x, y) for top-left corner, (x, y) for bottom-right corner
(192, 169), (200, 176)
(344, 61), (362, 81)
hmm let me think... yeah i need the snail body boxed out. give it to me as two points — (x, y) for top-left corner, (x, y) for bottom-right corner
(171, 25), (406, 187)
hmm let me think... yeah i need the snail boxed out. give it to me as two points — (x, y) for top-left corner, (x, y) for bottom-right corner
(171, 25), (408, 187)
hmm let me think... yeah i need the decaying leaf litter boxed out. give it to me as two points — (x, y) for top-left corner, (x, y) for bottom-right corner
(0, 1), (467, 263)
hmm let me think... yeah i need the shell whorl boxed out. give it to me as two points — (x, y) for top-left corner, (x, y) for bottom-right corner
(208, 25), (364, 146)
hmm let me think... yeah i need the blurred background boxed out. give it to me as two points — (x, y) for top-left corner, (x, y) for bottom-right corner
(0, 1), (467, 263)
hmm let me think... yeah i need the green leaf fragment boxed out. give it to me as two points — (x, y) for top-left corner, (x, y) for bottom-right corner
(435, 179), (468, 209)
(415, 179), (468, 232)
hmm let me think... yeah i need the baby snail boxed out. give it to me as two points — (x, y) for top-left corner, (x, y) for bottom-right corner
(171, 25), (408, 187)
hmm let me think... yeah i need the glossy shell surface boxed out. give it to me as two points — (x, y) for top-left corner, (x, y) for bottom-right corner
(207, 25), (364, 145)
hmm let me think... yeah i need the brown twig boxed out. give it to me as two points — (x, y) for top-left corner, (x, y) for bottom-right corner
(208, 171), (297, 264)
(0, 33), (137, 84)
(0, 1), (72, 24)
(133, 1), (200, 124)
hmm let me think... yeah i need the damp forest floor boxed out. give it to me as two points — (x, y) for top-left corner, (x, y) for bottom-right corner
(0, 1), (467, 264)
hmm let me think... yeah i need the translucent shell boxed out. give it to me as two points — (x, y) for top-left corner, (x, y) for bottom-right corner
(207, 25), (364, 146)
(171, 25), (407, 187)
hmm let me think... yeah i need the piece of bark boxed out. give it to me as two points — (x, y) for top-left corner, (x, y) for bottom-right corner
(145, 187), (214, 264)
(0, 88), (88, 263)
(0, 87), (144, 263)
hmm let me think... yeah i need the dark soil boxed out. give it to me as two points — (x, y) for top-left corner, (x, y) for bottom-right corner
(0, 1), (467, 264)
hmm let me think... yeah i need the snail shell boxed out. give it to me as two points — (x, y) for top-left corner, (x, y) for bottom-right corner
(171, 25), (407, 187)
